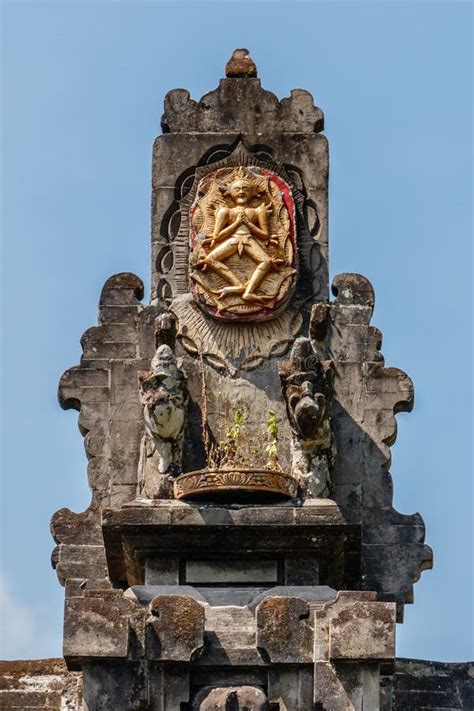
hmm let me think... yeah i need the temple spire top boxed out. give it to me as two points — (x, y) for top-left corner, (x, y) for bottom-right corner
(225, 48), (257, 78)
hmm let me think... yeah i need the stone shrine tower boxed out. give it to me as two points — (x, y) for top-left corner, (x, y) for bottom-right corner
(3, 50), (470, 711)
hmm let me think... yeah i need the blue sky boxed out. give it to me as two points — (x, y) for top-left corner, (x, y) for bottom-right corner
(1, 0), (472, 661)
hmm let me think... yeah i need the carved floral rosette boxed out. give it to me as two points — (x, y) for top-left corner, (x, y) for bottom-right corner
(174, 468), (298, 501)
(189, 166), (297, 322)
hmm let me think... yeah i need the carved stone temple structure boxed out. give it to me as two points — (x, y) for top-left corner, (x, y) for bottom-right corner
(2, 50), (473, 711)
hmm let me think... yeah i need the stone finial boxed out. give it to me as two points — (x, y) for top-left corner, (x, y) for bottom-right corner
(225, 48), (257, 78)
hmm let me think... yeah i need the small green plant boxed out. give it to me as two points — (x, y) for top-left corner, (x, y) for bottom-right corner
(265, 410), (279, 469)
(215, 407), (246, 467)
(206, 408), (246, 469)
(205, 407), (283, 472)
(198, 357), (283, 472)
(266, 410), (284, 471)
(225, 408), (245, 461)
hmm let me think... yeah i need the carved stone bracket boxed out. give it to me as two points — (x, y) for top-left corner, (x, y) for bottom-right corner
(146, 595), (205, 661)
(255, 591), (396, 668)
(256, 596), (313, 663)
(313, 591), (396, 710)
(63, 589), (146, 669)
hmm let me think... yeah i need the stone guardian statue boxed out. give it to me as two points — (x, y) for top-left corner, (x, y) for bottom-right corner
(138, 344), (188, 498)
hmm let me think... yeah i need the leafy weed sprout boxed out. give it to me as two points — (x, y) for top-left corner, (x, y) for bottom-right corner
(206, 408), (283, 472)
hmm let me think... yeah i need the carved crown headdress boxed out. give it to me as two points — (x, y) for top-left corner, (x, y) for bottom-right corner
(229, 166), (254, 185)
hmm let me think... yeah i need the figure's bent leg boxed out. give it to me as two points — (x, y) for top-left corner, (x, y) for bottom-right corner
(219, 285), (246, 296)
(243, 262), (273, 301)
(242, 242), (273, 300)
(208, 262), (242, 287)
(204, 241), (242, 287)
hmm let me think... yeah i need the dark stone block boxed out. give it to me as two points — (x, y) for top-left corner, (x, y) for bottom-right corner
(256, 596), (313, 663)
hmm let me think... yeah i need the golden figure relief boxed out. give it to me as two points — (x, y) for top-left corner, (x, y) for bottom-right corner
(189, 166), (297, 320)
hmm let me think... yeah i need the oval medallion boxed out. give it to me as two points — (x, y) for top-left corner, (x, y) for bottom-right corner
(189, 166), (297, 321)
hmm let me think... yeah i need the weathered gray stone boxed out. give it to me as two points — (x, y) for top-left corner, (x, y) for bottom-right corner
(185, 560), (278, 585)
(146, 595), (205, 661)
(53, 544), (108, 587)
(329, 273), (433, 617)
(329, 600), (396, 661)
(63, 589), (146, 667)
(161, 79), (324, 135)
(145, 557), (179, 585)
(101, 503), (360, 590)
(284, 553), (319, 585)
(314, 661), (381, 711)
(267, 667), (314, 711)
(82, 661), (145, 711)
(383, 658), (474, 710)
(63, 597), (130, 662)
(280, 326), (335, 497)
(147, 667), (191, 711)
(256, 596), (313, 663)
(0, 659), (82, 711)
(201, 606), (259, 666)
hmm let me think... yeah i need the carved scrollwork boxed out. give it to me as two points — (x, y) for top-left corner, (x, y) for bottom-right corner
(156, 278), (173, 306)
(172, 294), (303, 375)
(156, 247), (174, 274)
(174, 467), (297, 501)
